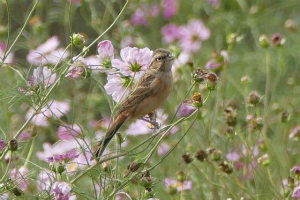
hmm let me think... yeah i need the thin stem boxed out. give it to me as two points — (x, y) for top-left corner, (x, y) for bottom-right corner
(2, 0), (40, 62)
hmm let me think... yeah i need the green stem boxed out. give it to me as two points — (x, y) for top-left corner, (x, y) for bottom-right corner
(2, 0), (40, 62)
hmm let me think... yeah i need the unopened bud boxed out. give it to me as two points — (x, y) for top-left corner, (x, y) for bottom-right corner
(219, 160), (233, 174)
(8, 139), (18, 151)
(205, 72), (218, 90)
(195, 149), (207, 161)
(285, 19), (297, 32)
(128, 161), (142, 173)
(192, 92), (203, 107)
(12, 187), (23, 196)
(57, 164), (65, 174)
(248, 91), (260, 106)
(116, 132), (125, 145)
(281, 111), (289, 123)
(259, 35), (270, 48)
(271, 33), (285, 47)
(226, 33), (237, 44)
(102, 161), (112, 172)
(225, 127), (235, 139)
(288, 176), (295, 188)
(224, 107), (237, 127)
(258, 154), (270, 166)
(182, 153), (193, 164)
(177, 170), (185, 182)
(71, 33), (85, 46)
(241, 76), (251, 84)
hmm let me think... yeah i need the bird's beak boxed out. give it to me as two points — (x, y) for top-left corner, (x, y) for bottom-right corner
(167, 54), (174, 61)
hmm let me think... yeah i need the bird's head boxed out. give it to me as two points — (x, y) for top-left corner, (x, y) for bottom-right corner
(149, 49), (174, 72)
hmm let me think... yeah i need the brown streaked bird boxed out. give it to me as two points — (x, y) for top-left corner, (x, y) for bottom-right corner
(94, 48), (174, 159)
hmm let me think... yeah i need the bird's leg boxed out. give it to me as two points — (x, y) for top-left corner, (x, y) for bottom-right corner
(139, 112), (160, 129)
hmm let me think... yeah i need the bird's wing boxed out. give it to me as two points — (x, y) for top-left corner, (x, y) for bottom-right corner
(117, 72), (156, 114)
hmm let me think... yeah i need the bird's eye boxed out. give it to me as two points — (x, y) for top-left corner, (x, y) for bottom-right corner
(156, 56), (163, 61)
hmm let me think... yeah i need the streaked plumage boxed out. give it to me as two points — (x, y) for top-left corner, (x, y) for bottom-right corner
(94, 49), (174, 159)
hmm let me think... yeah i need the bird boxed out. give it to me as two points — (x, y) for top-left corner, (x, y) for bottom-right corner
(93, 48), (174, 160)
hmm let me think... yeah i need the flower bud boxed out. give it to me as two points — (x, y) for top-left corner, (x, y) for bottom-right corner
(285, 19), (297, 32)
(71, 33), (85, 46)
(12, 187), (23, 196)
(192, 68), (207, 83)
(271, 33), (285, 47)
(211, 149), (222, 161)
(281, 111), (289, 123)
(128, 161), (142, 173)
(182, 153), (193, 164)
(57, 164), (65, 174)
(259, 35), (270, 48)
(225, 126), (235, 139)
(256, 117), (263, 130)
(257, 154), (270, 166)
(116, 132), (125, 145)
(224, 107), (237, 127)
(192, 92), (203, 107)
(0, 139), (6, 150)
(8, 139), (18, 151)
(205, 72), (218, 90)
(177, 170), (185, 182)
(102, 161), (112, 172)
(226, 33), (237, 45)
(241, 76), (251, 84)
(219, 160), (233, 174)
(288, 176), (295, 188)
(195, 149), (207, 161)
(145, 188), (155, 198)
(248, 91), (260, 106)
(258, 139), (267, 151)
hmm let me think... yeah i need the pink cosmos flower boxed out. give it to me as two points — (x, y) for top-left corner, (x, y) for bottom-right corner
(0, 43), (14, 64)
(0, 139), (6, 150)
(158, 142), (170, 155)
(26, 100), (70, 127)
(176, 102), (196, 117)
(37, 140), (95, 172)
(10, 167), (30, 191)
(18, 131), (31, 140)
(37, 170), (55, 191)
(29, 66), (57, 87)
(161, 24), (181, 44)
(112, 47), (153, 78)
(51, 182), (72, 200)
(104, 74), (133, 102)
(205, 50), (229, 70)
(289, 126), (300, 139)
(126, 110), (179, 135)
(97, 40), (114, 66)
(162, 0), (178, 19)
(47, 148), (79, 163)
(179, 19), (210, 53)
(27, 36), (70, 66)
(293, 186), (300, 199)
(57, 124), (81, 140)
(226, 151), (241, 162)
(131, 8), (149, 26)
(131, 4), (160, 26)
(164, 178), (192, 192)
(120, 36), (135, 48)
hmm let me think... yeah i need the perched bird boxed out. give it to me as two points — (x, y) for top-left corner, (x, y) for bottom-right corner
(94, 48), (174, 159)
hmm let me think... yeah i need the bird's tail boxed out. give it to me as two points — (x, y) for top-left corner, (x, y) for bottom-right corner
(93, 111), (128, 160)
